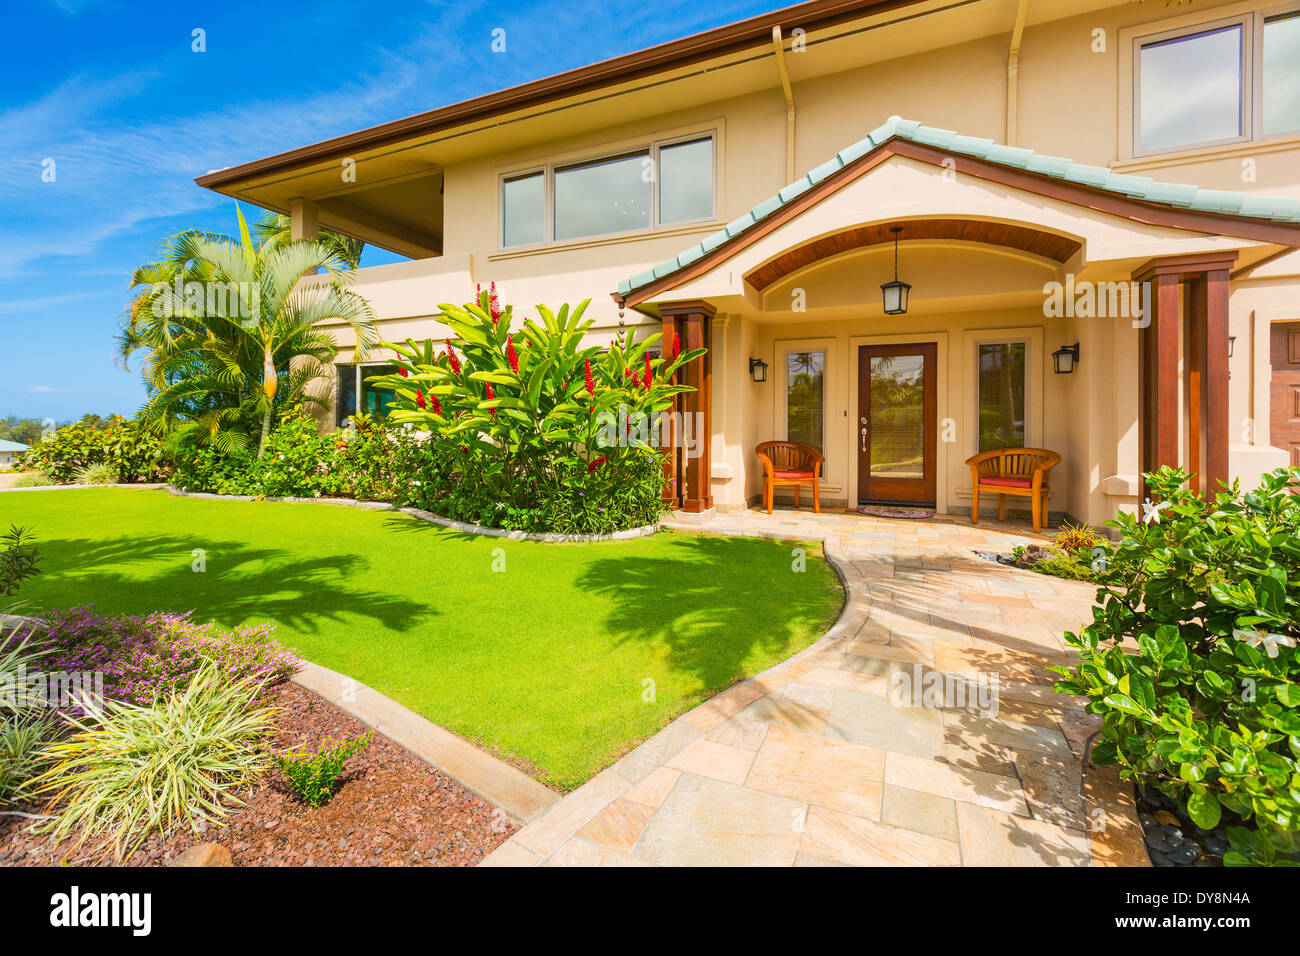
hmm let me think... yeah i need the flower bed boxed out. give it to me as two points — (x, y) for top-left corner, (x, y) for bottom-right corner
(173, 290), (702, 536)
(0, 682), (513, 866)
(37, 606), (299, 709)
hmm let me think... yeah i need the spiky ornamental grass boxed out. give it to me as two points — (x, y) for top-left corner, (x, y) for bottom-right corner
(0, 624), (59, 804)
(33, 660), (277, 859)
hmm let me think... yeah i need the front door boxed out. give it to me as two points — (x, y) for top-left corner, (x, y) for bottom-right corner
(857, 343), (937, 505)
(1270, 321), (1300, 472)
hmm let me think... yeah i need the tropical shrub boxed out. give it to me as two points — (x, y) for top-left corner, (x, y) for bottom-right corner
(119, 206), (376, 457)
(75, 462), (118, 485)
(0, 525), (39, 600)
(39, 607), (299, 709)
(371, 289), (703, 534)
(271, 731), (371, 807)
(21, 416), (168, 484)
(0, 625), (58, 805)
(1053, 466), (1300, 866)
(34, 661), (277, 857)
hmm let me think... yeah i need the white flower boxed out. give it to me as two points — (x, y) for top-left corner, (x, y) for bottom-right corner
(1233, 628), (1297, 659)
(1141, 497), (1170, 524)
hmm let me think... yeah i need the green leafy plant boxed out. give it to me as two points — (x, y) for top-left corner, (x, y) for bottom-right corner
(33, 660), (277, 858)
(0, 526), (39, 600)
(270, 731), (371, 807)
(1054, 519), (1102, 555)
(1053, 466), (1300, 866)
(0, 625), (57, 804)
(11, 471), (54, 488)
(74, 462), (119, 485)
(22, 417), (168, 484)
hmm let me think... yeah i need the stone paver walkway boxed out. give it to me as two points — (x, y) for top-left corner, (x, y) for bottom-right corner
(481, 508), (1146, 867)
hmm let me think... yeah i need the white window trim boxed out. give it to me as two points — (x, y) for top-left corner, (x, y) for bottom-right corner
(774, 337), (836, 489)
(497, 130), (718, 251)
(1129, 4), (1300, 159)
(963, 327), (1044, 462)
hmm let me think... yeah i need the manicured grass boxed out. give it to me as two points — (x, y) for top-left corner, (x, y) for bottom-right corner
(3, 488), (843, 789)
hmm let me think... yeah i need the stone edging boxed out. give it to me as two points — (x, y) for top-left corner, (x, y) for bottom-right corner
(0, 482), (167, 493)
(292, 661), (560, 825)
(165, 486), (660, 542)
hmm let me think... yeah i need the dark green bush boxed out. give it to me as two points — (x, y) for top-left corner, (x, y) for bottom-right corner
(1053, 466), (1300, 866)
(22, 417), (169, 484)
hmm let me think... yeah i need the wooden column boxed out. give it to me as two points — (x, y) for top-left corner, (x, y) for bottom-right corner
(659, 300), (714, 513)
(1137, 270), (1181, 499)
(1135, 252), (1238, 500)
(660, 312), (684, 508)
(1202, 267), (1231, 496)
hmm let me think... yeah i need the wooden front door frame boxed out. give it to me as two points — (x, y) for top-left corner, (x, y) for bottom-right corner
(857, 342), (938, 505)
(845, 331), (949, 511)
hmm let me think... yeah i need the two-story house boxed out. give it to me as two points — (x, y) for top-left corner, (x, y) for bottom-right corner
(196, 0), (1300, 527)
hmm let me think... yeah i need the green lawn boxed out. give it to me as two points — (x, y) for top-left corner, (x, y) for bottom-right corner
(3, 488), (843, 789)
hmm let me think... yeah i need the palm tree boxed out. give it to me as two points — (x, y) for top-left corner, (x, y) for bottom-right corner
(254, 213), (365, 270)
(120, 206), (377, 457)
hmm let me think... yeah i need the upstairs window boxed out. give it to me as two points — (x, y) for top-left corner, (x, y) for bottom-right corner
(1263, 11), (1300, 136)
(1134, 9), (1300, 155)
(500, 133), (715, 248)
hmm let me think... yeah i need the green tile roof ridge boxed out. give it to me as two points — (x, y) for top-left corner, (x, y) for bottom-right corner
(617, 116), (1300, 297)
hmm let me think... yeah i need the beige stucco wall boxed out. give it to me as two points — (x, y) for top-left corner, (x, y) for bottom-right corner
(302, 0), (1298, 526)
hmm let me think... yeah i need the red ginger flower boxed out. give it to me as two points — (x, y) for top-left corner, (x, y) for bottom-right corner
(587, 455), (606, 473)
(485, 382), (496, 416)
(506, 336), (519, 375)
(398, 367), (409, 378)
(415, 389), (426, 409)
(643, 353), (652, 389)
(445, 341), (461, 375)
(489, 282), (502, 323)
(584, 357), (594, 396)
(670, 331), (681, 362)
(428, 392), (442, 414)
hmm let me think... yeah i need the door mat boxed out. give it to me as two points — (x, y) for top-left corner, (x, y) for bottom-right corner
(858, 506), (935, 520)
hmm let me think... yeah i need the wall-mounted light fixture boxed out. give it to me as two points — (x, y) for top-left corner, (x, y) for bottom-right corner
(749, 357), (768, 383)
(1052, 342), (1080, 374)
(880, 226), (911, 316)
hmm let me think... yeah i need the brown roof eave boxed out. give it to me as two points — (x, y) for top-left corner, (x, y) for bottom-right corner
(194, 0), (922, 190)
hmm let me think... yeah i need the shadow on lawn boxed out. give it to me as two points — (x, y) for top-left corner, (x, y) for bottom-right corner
(23, 532), (433, 636)
(575, 534), (844, 692)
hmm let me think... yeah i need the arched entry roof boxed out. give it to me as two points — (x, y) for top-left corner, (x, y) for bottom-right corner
(614, 116), (1300, 309)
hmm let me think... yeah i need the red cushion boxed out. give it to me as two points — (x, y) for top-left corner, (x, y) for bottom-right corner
(772, 470), (815, 479)
(981, 476), (1033, 489)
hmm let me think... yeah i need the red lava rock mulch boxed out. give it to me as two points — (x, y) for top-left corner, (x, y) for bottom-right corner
(0, 682), (516, 867)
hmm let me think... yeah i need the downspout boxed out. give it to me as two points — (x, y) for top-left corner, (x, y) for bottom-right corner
(1006, 0), (1029, 146)
(772, 26), (796, 182)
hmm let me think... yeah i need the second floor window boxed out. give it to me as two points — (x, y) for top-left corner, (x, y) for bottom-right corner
(500, 133), (715, 248)
(1135, 9), (1300, 155)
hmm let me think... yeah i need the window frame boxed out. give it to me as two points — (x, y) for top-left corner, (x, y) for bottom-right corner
(972, 338), (1031, 455)
(337, 361), (401, 425)
(497, 130), (717, 251)
(1131, 5), (1300, 158)
(775, 338), (834, 480)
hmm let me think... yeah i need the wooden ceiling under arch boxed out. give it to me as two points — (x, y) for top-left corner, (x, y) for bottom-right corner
(745, 218), (1082, 291)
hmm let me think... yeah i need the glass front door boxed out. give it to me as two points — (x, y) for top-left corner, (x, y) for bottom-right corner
(857, 344), (937, 504)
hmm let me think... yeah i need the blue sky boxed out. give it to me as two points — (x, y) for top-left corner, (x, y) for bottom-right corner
(0, 0), (774, 421)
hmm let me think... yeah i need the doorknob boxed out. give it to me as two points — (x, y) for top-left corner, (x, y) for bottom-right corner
(860, 426), (868, 453)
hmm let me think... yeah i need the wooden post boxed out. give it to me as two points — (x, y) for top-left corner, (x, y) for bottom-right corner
(1135, 252), (1238, 500)
(659, 300), (714, 513)
(660, 313), (683, 508)
(1203, 268), (1231, 496)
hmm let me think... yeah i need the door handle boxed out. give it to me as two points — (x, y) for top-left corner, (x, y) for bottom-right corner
(860, 426), (868, 453)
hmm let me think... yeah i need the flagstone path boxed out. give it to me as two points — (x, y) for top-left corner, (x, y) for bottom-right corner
(481, 508), (1147, 867)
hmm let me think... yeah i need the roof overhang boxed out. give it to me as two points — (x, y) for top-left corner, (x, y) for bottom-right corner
(617, 136), (1300, 312)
